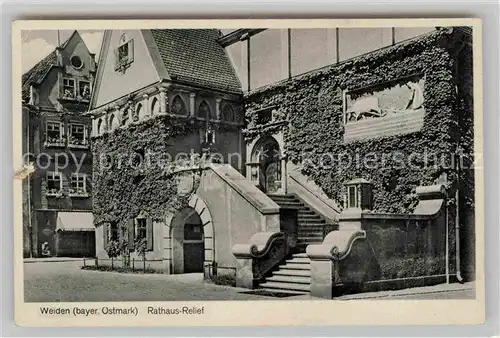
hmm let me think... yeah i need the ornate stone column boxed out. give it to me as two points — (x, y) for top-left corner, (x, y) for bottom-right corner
(189, 92), (197, 118)
(215, 98), (222, 120)
(159, 87), (167, 114)
(142, 93), (150, 118)
(114, 105), (121, 126)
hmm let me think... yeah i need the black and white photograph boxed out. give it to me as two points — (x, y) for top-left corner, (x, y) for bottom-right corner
(14, 19), (484, 326)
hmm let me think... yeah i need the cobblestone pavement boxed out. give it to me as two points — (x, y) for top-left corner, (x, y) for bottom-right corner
(24, 260), (475, 302)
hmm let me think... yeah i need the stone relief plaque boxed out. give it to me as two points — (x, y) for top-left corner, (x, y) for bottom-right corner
(176, 173), (195, 196)
(343, 76), (426, 142)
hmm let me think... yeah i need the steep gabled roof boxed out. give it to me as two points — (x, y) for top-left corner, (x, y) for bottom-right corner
(150, 29), (241, 94)
(21, 31), (79, 101)
(21, 50), (57, 101)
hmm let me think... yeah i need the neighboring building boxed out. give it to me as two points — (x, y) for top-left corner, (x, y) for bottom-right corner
(22, 31), (97, 258)
(90, 27), (475, 296)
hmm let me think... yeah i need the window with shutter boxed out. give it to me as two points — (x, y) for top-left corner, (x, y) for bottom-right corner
(127, 219), (135, 250)
(103, 223), (109, 247)
(146, 218), (154, 251)
(135, 218), (147, 240)
(127, 39), (134, 63)
(109, 222), (119, 241)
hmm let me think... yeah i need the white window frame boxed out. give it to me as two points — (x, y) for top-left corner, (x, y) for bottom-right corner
(46, 172), (62, 194)
(77, 80), (91, 100)
(62, 78), (76, 98)
(68, 123), (87, 146)
(46, 121), (63, 143)
(135, 218), (147, 240)
(70, 173), (87, 195)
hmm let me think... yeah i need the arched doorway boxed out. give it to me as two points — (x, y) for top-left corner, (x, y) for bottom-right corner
(170, 207), (205, 273)
(251, 136), (282, 194)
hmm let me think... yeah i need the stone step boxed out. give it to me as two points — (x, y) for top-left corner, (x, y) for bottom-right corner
(267, 275), (311, 284)
(280, 263), (311, 270)
(297, 213), (323, 219)
(258, 288), (308, 296)
(297, 231), (324, 236)
(285, 257), (311, 264)
(297, 225), (326, 231)
(274, 201), (304, 206)
(297, 239), (323, 245)
(297, 218), (325, 224)
(259, 281), (311, 292)
(293, 253), (308, 258)
(298, 222), (327, 228)
(298, 210), (316, 215)
(298, 231), (324, 238)
(297, 236), (323, 242)
(271, 197), (302, 203)
(273, 269), (311, 277)
(268, 194), (296, 199)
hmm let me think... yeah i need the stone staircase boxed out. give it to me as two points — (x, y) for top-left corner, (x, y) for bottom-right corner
(259, 194), (338, 294)
(259, 253), (312, 294)
(268, 194), (336, 249)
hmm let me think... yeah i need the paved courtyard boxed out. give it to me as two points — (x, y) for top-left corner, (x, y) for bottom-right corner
(24, 260), (475, 302)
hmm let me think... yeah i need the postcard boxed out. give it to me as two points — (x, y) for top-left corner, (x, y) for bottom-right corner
(13, 18), (484, 326)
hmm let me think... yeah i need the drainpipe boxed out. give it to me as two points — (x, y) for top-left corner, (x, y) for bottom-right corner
(455, 147), (464, 283)
(445, 192), (449, 284)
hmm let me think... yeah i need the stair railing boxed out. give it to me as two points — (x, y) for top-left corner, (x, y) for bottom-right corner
(232, 231), (292, 288)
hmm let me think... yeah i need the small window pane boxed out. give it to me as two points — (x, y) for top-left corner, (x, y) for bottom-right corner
(63, 79), (76, 98)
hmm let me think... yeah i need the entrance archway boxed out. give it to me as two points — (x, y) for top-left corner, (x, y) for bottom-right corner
(251, 136), (282, 194)
(170, 208), (204, 273)
(166, 194), (214, 275)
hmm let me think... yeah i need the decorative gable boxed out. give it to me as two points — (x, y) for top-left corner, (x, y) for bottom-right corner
(92, 30), (161, 108)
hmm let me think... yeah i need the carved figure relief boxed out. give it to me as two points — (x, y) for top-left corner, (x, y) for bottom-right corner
(345, 77), (425, 123)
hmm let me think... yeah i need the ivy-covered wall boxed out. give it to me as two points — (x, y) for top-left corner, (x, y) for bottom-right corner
(91, 116), (199, 230)
(245, 28), (474, 215)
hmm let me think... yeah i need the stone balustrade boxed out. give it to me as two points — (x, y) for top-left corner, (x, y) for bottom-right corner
(307, 181), (448, 299)
(232, 231), (290, 289)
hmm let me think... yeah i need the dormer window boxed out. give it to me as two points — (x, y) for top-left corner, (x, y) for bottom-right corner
(62, 78), (76, 99)
(78, 81), (91, 101)
(115, 33), (134, 73)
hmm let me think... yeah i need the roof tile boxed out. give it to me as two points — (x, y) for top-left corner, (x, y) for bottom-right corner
(150, 29), (241, 94)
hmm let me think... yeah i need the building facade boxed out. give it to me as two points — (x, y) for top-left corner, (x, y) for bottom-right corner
(22, 31), (97, 258)
(89, 29), (244, 270)
(90, 27), (475, 296)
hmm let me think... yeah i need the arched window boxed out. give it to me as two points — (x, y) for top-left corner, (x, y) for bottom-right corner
(171, 95), (187, 116)
(197, 101), (212, 120)
(109, 114), (119, 130)
(151, 98), (160, 115)
(97, 118), (103, 134)
(136, 103), (145, 120)
(222, 104), (235, 122)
